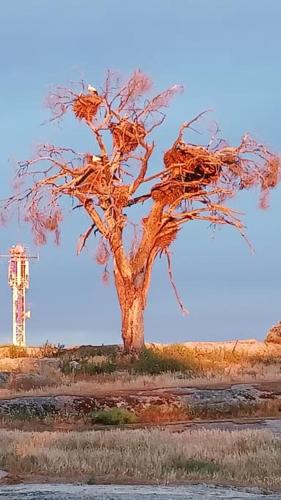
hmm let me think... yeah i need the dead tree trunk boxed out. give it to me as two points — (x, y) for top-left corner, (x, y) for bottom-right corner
(114, 268), (150, 352)
(121, 292), (145, 352)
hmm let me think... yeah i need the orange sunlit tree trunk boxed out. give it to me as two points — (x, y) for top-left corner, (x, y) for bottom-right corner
(2, 71), (280, 351)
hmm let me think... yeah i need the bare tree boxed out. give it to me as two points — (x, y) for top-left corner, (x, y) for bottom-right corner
(2, 71), (280, 351)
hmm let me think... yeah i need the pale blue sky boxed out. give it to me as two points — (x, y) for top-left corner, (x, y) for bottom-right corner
(0, 0), (280, 346)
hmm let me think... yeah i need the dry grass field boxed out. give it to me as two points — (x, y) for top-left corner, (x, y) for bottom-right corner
(0, 427), (280, 488)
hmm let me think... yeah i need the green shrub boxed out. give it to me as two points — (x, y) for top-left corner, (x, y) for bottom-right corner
(90, 408), (136, 425)
(60, 345), (119, 361)
(80, 361), (117, 375)
(60, 361), (75, 375)
(134, 346), (201, 375)
(60, 345), (202, 377)
(61, 360), (117, 375)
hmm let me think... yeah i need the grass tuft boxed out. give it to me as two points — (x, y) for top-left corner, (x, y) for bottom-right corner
(90, 408), (136, 425)
(87, 475), (96, 485)
(171, 457), (220, 475)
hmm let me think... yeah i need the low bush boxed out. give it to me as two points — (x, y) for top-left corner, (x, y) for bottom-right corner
(60, 345), (120, 361)
(60, 345), (202, 377)
(81, 361), (117, 375)
(133, 346), (201, 375)
(61, 360), (117, 375)
(90, 408), (136, 425)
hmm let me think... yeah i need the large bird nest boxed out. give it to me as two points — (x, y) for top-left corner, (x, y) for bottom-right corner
(72, 93), (102, 121)
(110, 120), (146, 154)
(164, 143), (222, 184)
(151, 142), (224, 205)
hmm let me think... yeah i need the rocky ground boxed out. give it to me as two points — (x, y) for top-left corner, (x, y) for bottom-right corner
(0, 380), (281, 430)
(0, 336), (281, 429)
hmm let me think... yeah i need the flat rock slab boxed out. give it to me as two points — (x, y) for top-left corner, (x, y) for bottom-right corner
(0, 394), (180, 418)
(182, 385), (262, 410)
(0, 384), (280, 419)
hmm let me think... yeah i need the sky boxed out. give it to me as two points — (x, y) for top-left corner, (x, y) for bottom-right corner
(0, 0), (280, 346)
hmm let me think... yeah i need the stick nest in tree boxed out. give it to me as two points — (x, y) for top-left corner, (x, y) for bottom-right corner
(164, 143), (222, 185)
(151, 142), (224, 204)
(72, 93), (102, 121)
(110, 120), (146, 153)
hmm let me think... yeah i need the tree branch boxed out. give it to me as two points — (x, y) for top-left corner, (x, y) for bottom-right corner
(129, 143), (154, 195)
(77, 223), (96, 254)
(76, 194), (108, 237)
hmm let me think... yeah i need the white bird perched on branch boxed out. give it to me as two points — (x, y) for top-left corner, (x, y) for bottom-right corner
(92, 155), (102, 162)
(87, 84), (98, 95)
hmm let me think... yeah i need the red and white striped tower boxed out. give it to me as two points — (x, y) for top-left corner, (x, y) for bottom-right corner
(1, 245), (38, 346)
(8, 245), (31, 346)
